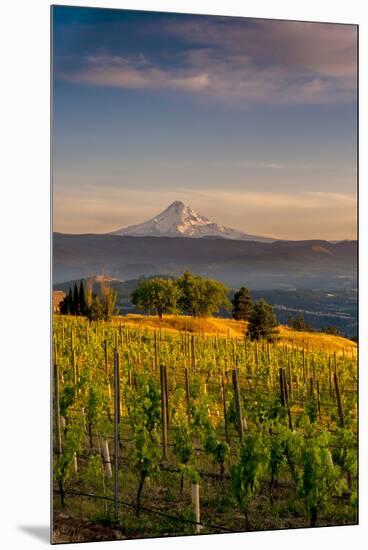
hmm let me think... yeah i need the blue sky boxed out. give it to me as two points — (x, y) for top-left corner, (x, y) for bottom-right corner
(52, 6), (357, 239)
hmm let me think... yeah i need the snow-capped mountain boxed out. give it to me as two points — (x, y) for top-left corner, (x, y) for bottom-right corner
(110, 201), (274, 242)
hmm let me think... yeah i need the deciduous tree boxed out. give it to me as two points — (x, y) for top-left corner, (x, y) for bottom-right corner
(131, 278), (180, 318)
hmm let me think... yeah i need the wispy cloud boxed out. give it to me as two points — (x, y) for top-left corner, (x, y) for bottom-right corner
(56, 17), (357, 105)
(53, 181), (356, 240)
(164, 18), (357, 79)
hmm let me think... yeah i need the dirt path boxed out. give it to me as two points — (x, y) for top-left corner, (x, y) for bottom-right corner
(52, 513), (125, 544)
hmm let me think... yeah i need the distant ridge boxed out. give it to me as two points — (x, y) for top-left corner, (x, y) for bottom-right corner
(110, 200), (274, 242)
(53, 232), (357, 290)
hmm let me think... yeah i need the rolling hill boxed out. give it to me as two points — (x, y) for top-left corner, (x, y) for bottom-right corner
(53, 232), (357, 290)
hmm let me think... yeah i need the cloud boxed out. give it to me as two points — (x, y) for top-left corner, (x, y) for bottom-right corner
(190, 189), (356, 210)
(55, 17), (357, 105)
(58, 53), (211, 93)
(188, 188), (357, 240)
(165, 18), (357, 78)
(53, 179), (356, 240)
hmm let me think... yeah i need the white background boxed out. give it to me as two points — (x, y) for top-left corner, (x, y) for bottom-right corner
(0, 0), (366, 548)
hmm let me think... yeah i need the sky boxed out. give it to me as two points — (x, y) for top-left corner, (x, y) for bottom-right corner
(52, 6), (357, 240)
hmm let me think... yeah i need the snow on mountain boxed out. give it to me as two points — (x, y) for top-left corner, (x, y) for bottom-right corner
(110, 201), (275, 242)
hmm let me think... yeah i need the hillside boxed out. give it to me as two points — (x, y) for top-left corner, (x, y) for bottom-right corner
(111, 314), (357, 355)
(53, 233), (357, 290)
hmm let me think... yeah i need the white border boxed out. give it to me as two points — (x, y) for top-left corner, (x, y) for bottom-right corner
(1, 1), (366, 549)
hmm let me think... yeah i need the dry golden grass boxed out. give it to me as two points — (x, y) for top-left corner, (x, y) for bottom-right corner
(114, 313), (245, 337)
(114, 314), (357, 355)
(277, 325), (357, 355)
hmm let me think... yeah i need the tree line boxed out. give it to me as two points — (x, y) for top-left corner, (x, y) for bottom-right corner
(132, 274), (278, 341)
(59, 278), (117, 321)
(58, 272), (279, 341)
(286, 315), (342, 337)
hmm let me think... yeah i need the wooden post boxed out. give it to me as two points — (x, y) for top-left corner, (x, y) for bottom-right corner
(191, 335), (196, 372)
(191, 482), (201, 534)
(53, 337), (58, 368)
(305, 354), (309, 382)
(53, 363), (62, 457)
(287, 356), (293, 401)
(61, 319), (65, 347)
(312, 355), (316, 385)
(316, 381), (321, 420)
(154, 331), (158, 372)
(328, 356), (333, 399)
(163, 364), (169, 427)
(334, 372), (345, 427)
(184, 366), (190, 418)
(160, 364), (168, 459)
(232, 339), (236, 366)
(102, 439), (113, 479)
(283, 368), (293, 430)
(104, 339), (108, 374)
(113, 350), (120, 523)
(72, 348), (77, 386)
(279, 368), (285, 407)
(232, 368), (245, 440)
(221, 374), (229, 444)
(73, 453), (78, 475)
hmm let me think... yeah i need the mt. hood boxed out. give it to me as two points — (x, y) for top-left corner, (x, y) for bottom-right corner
(110, 201), (274, 242)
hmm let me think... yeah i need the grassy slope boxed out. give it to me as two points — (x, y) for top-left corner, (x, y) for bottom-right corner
(114, 314), (357, 354)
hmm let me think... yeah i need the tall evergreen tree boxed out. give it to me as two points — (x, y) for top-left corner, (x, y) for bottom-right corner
(59, 292), (70, 315)
(73, 283), (79, 315)
(79, 280), (86, 316)
(67, 287), (73, 314)
(248, 299), (278, 341)
(231, 287), (253, 321)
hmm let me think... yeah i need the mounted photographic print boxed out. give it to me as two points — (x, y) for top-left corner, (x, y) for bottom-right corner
(51, 5), (358, 544)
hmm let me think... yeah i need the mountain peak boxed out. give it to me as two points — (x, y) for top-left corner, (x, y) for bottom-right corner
(168, 200), (185, 209)
(110, 201), (274, 242)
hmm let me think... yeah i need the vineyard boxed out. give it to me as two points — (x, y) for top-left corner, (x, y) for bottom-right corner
(52, 315), (358, 543)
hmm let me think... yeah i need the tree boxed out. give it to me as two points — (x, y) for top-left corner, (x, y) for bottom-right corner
(248, 299), (278, 341)
(177, 272), (201, 318)
(131, 278), (180, 318)
(73, 283), (79, 315)
(59, 288), (72, 315)
(79, 280), (86, 316)
(232, 287), (253, 321)
(287, 315), (313, 332)
(321, 325), (341, 336)
(85, 277), (94, 310)
(85, 295), (104, 321)
(200, 277), (230, 317)
(100, 279), (118, 320)
(177, 271), (230, 318)
(68, 288), (73, 313)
